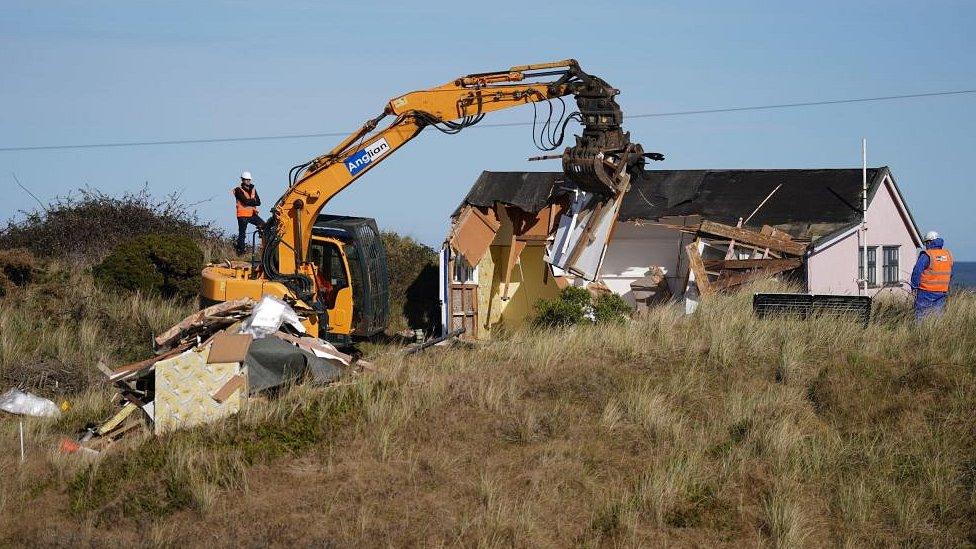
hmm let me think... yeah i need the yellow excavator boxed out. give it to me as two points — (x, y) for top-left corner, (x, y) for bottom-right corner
(201, 59), (652, 341)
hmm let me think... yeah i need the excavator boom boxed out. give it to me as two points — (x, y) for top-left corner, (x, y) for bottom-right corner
(203, 59), (650, 338)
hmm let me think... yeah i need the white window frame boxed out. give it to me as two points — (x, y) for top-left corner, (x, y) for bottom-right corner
(452, 253), (478, 284)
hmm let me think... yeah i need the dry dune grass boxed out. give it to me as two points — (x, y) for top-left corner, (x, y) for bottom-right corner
(0, 282), (974, 546)
(0, 262), (197, 393)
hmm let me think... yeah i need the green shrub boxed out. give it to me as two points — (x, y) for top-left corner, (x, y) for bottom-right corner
(380, 231), (439, 333)
(533, 286), (632, 327)
(594, 292), (632, 323)
(93, 234), (203, 299)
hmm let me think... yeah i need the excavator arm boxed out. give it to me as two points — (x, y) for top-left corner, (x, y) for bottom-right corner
(263, 59), (647, 306)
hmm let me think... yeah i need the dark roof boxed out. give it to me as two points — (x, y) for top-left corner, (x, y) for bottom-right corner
(461, 168), (907, 244)
(455, 171), (567, 216)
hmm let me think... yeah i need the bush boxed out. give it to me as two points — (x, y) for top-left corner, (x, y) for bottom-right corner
(594, 292), (632, 323)
(533, 286), (632, 327)
(93, 234), (203, 300)
(380, 231), (439, 333)
(0, 187), (222, 263)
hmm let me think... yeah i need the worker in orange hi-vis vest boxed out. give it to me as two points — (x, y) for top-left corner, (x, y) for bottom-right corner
(233, 171), (265, 255)
(910, 231), (954, 319)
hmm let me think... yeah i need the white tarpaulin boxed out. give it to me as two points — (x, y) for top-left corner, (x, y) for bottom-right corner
(0, 388), (60, 418)
(240, 295), (305, 339)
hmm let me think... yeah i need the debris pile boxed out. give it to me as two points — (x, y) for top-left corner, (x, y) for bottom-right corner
(70, 296), (360, 453)
(683, 220), (807, 296)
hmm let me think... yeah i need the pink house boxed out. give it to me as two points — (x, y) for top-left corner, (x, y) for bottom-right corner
(805, 168), (922, 296)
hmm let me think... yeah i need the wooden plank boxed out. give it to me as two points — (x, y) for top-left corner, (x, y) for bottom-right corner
(212, 374), (246, 403)
(274, 332), (352, 365)
(501, 235), (527, 300)
(684, 242), (712, 296)
(761, 225), (794, 241)
(471, 207), (501, 231)
(703, 258), (802, 270)
(698, 220), (806, 256)
(154, 298), (253, 347)
(108, 342), (194, 381)
(515, 234), (550, 242)
(710, 263), (799, 291)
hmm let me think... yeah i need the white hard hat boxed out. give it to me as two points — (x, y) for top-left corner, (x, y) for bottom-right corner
(240, 171), (252, 180)
(923, 230), (939, 242)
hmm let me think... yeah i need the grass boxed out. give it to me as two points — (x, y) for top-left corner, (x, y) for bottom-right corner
(0, 274), (973, 545)
(0, 261), (198, 394)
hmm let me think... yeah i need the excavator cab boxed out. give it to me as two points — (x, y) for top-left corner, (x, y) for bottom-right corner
(308, 215), (389, 343)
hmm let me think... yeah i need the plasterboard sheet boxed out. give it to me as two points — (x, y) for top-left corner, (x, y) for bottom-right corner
(449, 207), (500, 266)
(546, 190), (592, 271)
(566, 193), (625, 280)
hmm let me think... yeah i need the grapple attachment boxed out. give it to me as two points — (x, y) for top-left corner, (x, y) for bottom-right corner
(561, 74), (654, 197)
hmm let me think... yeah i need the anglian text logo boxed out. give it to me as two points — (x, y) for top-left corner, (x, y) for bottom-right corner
(345, 138), (391, 176)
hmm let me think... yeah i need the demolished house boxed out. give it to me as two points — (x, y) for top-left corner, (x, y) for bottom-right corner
(439, 167), (922, 339)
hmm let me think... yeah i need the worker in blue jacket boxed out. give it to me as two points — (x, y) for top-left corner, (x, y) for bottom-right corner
(910, 231), (954, 319)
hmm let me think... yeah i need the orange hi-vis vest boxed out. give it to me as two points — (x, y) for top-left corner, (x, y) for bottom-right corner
(919, 248), (953, 293)
(235, 186), (257, 218)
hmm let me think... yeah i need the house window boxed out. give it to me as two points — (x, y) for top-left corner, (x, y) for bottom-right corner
(452, 254), (477, 284)
(858, 246), (878, 287)
(883, 246), (900, 285)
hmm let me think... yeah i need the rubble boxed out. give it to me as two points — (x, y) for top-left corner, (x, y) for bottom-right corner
(630, 266), (672, 313)
(683, 220), (807, 297)
(68, 296), (361, 453)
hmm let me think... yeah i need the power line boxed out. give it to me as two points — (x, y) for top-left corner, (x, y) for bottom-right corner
(625, 88), (976, 119)
(1, 88), (974, 153)
(0, 131), (351, 152)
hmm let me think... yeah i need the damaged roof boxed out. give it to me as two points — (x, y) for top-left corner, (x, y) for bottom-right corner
(456, 171), (566, 216)
(462, 167), (910, 243)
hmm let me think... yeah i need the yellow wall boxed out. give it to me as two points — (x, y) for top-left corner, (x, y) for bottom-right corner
(475, 244), (496, 340)
(476, 244), (561, 339)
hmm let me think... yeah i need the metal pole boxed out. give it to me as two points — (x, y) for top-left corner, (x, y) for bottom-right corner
(744, 183), (783, 225)
(861, 138), (868, 294)
(19, 419), (25, 463)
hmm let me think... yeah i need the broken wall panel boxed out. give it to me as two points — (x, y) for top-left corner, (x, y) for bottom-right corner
(154, 347), (242, 434)
(599, 216), (699, 303)
(546, 190), (625, 281)
(448, 206), (500, 266)
(566, 194), (625, 280)
(547, 190), (593, 271)
(482, 245), (561, 338)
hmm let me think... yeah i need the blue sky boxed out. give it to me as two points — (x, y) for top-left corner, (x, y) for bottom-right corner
(2, 1), (974, 258)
